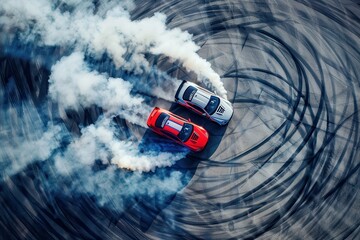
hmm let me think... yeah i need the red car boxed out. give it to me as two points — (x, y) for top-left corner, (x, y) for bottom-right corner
(147, 107), (209, 152)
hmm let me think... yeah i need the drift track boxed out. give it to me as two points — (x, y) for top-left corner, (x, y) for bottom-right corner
(1, 0), (360, 239)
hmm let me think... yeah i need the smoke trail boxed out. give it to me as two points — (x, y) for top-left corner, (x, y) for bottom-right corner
(0, 123), (62, 178)
(48, 52), (145, 116)
(0, 0), (195, 175)
(0, 0), (200, 215)
(0, 0), (227, 97)
(0, 101), (65, 179)
(0, 101), (186, 211)
(126, 70), (184, 102)
(0, 86), (186, 214)
(48, 52), (187, 171)
(55, 117), (185, 173)
(59, 164), (185, 211)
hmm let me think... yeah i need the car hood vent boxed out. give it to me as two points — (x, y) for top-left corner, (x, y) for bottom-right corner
(190, 133), (199, 141)
(216, 105), (225, 115)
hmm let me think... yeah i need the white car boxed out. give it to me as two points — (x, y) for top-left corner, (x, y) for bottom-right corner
(175, 81), (233, 125)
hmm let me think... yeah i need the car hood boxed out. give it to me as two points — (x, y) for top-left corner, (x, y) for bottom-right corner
(210, 98), (234, 124)
(186, 126), (209, 151)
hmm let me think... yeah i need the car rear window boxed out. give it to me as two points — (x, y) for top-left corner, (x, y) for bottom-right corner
(155, 113), (170, 128)
(183, 86), (197, 101)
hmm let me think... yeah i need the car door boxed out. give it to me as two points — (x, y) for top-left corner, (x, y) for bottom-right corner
(188, 102), (209, 118)
(160, 129), (182, 145)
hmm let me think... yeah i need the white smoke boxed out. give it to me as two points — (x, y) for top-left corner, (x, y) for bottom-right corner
(0, 102), (65, 178)
(1, 123), (62, 177)
(55, 118), (185, 173)
(0, 0), (197, 175)
(68, 165), (184, 210)
(0, 0), (197, 218)
(0, 102), (186, 210)
(0, 100), (186, 211)
(49, 52), (144, 115)
(48, 52), (187, 171)
(0, 0), (227, 97)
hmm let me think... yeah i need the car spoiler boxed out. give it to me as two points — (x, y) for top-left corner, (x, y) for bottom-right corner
(147, 107), (160, 127)
(175, 80), (187, 100)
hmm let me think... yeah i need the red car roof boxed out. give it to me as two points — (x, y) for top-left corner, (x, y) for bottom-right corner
(164, 116), (184, 135)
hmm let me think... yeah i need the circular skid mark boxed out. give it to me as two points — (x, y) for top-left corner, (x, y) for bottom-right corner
(1, 0), (360, 239)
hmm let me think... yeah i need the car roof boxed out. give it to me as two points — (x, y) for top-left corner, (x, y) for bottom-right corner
(155, 112), (185, 136)
(191, 89), (211, 108)
(181, 82), (211, 108)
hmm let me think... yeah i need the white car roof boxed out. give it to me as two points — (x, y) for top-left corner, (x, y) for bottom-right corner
(181, 81), (211, 106)
(191, 89), (210, 108)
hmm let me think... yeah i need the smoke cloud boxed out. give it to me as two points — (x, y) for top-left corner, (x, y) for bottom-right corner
(0, 0), (227, 97)
(0, 101), (65, 178)
(50, 117), (186, 209)
(64, 165), (185, 210)
(0, 99), (186, 211)
(55, 117), (185, 173)
(49, 52), (145, 116)
(0, 0), (215, 212)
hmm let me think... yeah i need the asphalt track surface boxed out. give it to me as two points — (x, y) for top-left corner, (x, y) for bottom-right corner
(1, 0), (360, 239)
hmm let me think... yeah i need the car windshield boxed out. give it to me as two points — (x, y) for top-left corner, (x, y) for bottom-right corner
(177, 123), (194, 142)
(183, 86), (197, 101)
(204, 96), (220, 115)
